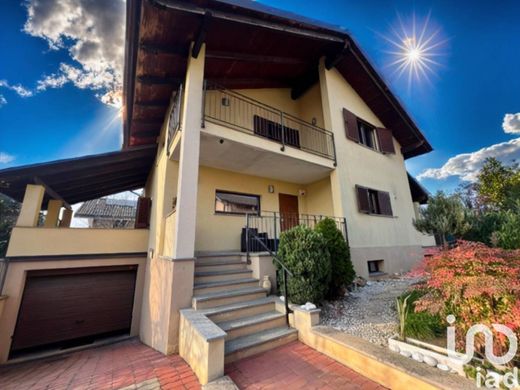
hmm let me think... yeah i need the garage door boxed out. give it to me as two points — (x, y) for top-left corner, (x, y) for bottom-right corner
(11, 265), (137, 353)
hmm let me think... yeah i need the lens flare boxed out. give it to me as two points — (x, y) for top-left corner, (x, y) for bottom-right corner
(379, 11), (448, 89)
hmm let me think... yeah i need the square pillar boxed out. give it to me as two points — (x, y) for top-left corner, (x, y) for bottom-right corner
(173, 42), (205, 260)
(16, 184), (45, 227)
(60, 208), (73, 227)
(44, 199), (63, 228)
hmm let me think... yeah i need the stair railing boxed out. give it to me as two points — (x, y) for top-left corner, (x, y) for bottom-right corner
(246, 214), (293, 326)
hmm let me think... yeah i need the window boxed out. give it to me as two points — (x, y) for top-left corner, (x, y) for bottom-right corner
(357, 120), (376, 149)
(367, 260), (384, 275)
(356, 185), (393, 216)
(215, 190), (260, 215)
(368, 189), (381, 214)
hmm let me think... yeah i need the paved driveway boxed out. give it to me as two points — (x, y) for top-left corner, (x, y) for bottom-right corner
(226, 341), (386, 389)
(0, 338), (200, 390)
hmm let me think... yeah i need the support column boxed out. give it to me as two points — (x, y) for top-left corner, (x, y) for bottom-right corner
(318, 58), (348, 218)
(44, 199), (63, 228)
(16, 184), (45, 227)
(60, 208), (73, 227)
(173, 42), (205, 259)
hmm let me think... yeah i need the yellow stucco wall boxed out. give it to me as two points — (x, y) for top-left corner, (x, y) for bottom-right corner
(320, 66), (423, 250)
(195, 166), (334, 252)
(6, 227), (149, 257)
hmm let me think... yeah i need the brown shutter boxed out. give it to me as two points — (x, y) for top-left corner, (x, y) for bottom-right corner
(376, 127), (395, 154)
(343, 108), (359, 142)
(377, 191), (393, 216)
(135, 197), (151, 228)
(356, 186), (370, 213)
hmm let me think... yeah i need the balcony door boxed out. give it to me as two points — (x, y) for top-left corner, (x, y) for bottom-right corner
(279, 193), (299, 231)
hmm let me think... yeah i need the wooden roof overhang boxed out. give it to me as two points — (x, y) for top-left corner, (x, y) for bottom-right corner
(124, 0), (432, 159)
(0, 145), (156, 207)
(408, 173), (430, 204)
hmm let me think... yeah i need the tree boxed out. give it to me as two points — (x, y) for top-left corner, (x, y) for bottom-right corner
(315, 218), (355, 299)
(476, 157), (520, 211)
(0, 194), (20, 257)
(413, 191), (469, 248)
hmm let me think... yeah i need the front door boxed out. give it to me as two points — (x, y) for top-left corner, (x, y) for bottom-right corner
(279, 193), (299, 231)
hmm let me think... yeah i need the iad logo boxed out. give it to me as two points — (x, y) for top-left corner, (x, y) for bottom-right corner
(446, 314), (518, 366)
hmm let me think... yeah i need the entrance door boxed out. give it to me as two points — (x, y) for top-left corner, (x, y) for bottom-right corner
(279, 193), (299, 231)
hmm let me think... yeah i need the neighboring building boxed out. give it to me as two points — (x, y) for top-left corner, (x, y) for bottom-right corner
(75, 198), (138, 228)
(0, 0), (434, 382)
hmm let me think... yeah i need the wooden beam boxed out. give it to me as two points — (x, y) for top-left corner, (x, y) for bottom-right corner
(206, 50), (307, 65)
(134, 99), (170, 107)
(325, 40), (350, 70)
(140, 43), (188, 57)
(34, 176), (72, 210)
(149, 0), (344, 43)
(192, 11), (212, 58)
(137, 75), (182, 85)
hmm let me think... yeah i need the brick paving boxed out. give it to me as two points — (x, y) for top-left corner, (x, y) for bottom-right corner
(0, 338), (200, 390)
(225, 341), (387, 389)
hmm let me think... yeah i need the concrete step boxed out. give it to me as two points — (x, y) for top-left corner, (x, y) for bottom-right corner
(193, 278), (259, 296)
(194, 269), (253, 283)
(224, 327), (298, 363)
(195, 254), (243, 265)
(195, 261), (247, 272)
(201, 297), (276, 323)
(192, 287), (267, 310)
(219, 311), (286, 341)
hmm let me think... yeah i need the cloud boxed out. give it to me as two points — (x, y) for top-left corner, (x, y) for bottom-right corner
(503, 113), (520, 134)
(15, 0), (125, 108)
(0, 80), (33, 97)
(0, 152), (15, 164)
(418, 138), (520, 182)
(0, 95), (6, 107)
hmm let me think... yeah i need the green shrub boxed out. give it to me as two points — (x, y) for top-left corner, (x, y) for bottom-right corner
(276, 225), (331, 304)
(398, 290), (444, 340)
(462, 211), (506, 246)
(495, 210), (520, 249)
(315, 218), (355, 299)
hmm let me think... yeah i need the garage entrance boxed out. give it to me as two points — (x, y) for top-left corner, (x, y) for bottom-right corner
(10, 265), (137, 358)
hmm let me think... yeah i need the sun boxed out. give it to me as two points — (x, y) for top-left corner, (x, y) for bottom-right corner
(378, 11), (448, 88)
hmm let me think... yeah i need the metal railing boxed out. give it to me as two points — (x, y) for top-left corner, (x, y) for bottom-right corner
(0, 258), (8, 295)
(167, 84), (183, 151)
(244, 211), (348, 325)
(204, 85), (336, 162)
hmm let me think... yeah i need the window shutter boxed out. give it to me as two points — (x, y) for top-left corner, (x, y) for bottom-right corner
(356, 186), (370, 213)
(377, 191), (393, 216)
(135, 197), (152, 228)
(343, 108), (359, 142)
(376, 127), (395, 154)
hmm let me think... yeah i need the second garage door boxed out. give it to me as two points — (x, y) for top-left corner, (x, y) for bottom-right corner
(11, 265), (137, 354)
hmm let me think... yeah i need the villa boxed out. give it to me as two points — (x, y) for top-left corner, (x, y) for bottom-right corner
(0, 0), (434, 384)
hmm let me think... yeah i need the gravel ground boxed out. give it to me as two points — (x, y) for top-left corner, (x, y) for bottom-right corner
(321, 276), (420, 346)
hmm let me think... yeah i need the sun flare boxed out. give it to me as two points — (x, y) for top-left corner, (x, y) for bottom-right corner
(379, 11), (448, 88)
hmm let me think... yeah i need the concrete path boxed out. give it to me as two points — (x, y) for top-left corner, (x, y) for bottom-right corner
(225, 341), (386, 389)
(0, 338), (200, 390)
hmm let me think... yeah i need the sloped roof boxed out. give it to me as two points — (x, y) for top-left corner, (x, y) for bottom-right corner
(123, 0), (432, 158)
(408, 173), (430, 204)
(76, 198), (138, 219)
(0, 145), (156, 207)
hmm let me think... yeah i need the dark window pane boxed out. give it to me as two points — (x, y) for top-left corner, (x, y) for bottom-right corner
(215, 191), (260, 215)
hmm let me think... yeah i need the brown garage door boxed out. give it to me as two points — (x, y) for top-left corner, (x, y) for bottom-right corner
(11, 265), (137, 353)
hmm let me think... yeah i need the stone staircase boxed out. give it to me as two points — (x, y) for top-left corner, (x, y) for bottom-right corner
(192, 253), (297, 363)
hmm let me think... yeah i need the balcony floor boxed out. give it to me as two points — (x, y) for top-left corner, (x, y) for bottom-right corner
(172, 127), (335, 184)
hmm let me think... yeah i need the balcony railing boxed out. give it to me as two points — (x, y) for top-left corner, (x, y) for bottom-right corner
(203, 84), (336, 162)
(167, 84), (183, 151)
(244, 211), (347, 254)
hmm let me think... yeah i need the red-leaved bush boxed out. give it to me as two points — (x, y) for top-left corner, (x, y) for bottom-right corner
(412, 241), (520, 361)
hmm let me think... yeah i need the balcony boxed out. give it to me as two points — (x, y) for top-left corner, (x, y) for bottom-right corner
(203, 85), (336, 162)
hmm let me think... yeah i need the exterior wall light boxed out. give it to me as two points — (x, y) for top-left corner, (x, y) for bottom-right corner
(268, 185), (275, 193)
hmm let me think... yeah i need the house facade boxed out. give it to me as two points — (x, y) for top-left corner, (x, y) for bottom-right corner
(0, 0), (433, 382)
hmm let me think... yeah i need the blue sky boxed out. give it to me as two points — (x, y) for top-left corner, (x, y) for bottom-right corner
(1, 0), (519, 194)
